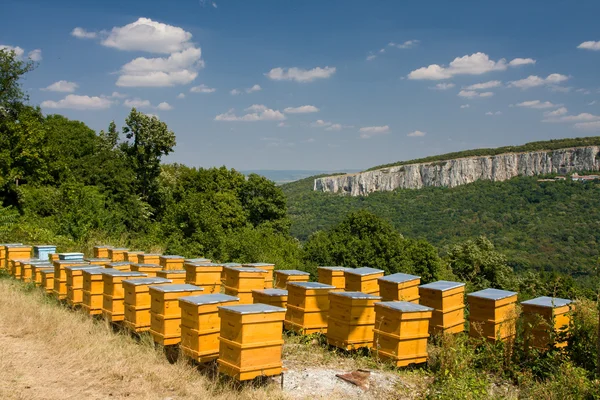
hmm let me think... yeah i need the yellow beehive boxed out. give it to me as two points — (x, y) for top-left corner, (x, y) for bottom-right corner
(180, 294), (240, 363)
(156, 269), (186, 284)
(318, 266), (349, 291)
(138, 253), (161, 265)
(521, 296), (573, 349)
(419, 281), (466, 335)
(6, 245), (32, 265)
(217, 304), (286, 381)
(252, 289), (288, 308)
(32, 263), (53, 286)
(184, 262), (223, 293)
(53, 260), (89, 300)
(125, 251), (143, 262)
(223, 267), (267, 304)
(106, 261), (132, 271)
(122, 277), (172, 333)
(65, 266), (104, 307)
(344, 267), (385, 295)
(49, 253), (59, 262)
(84, 258), (111, 266)
(149, 284), (204, 346)
(10, 259), (27, 279)
(220, 263), (242, 283)
(327, 291), (382, 350)
(159, 255), (185, 271)
(0, 243), (23, 270)
(373, 301), (434, 367)
(274, 269), (310, 289)
(131, 263), (163, 277)
(468, 288), (518, 342)
(244, 263), (275, 288)
(82, 268), (112, 315)
(93, 245), (113, 259)
(107, 247), (129, 262)
(102, 270), (147, 322)
(40, 268), (56, 294)
(285, 282), (335, 334)
(378, 273), (421, 302)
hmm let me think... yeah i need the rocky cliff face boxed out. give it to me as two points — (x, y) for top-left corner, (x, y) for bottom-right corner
(314, 146), (600, 196)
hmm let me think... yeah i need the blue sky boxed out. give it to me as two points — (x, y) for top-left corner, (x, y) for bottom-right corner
(2, 0), (600, 170)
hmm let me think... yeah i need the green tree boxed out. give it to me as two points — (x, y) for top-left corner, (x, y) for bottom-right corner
(240, 173), (290, 233)
(0, 48), (35, 110)
(99, 121), (119, 150)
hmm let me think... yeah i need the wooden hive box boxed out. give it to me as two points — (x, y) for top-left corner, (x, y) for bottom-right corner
(53, 260), (89, 300)
(252, 289), (288, 308)
(124, 251), (143, 262)
(49, 253), (59, 261)
(419, 280), (466, 334)
(65, 266), (104, 307)
(373, 301), (434, 367)
(0, 243), (23, 270)
(107, 248), (129, 262)
(82, 268), (113, 315)
(327, 291), (382, 350)
(122, 277), (172, 333)
(318, 266), (349, 291)
(180, 294), (240, 363)
(184, 262), (223, 293)
(217, 304), (286, 381)
(138, 253), (161, 265)
(220, 263), (242, 283)
(106, 261), (132, 271)
(156, 269), (187, 284)
(33, 245), (56, 261)
(84, 258), (111, 266)
(102, 270), (147, 322)
(32, 263), (53, 286)
(223, 267), (267, 304)
(244, 263), (275, 288)
(149, 284), (204, 346)
(159, 255), (185, 271)
(378, 273), (421, 302)
(285, 282), (335, 334)
(58, 252), (85, 261)
(468, 288), (518, 342)
(131, 263), (163, 277)
(10, 259), (29, 279)
(6, 245), (32, 273)
(93, 245), (112, 259)
(40, 268), (56, 294)
(521, 296), (573, 349)
(274, 269), (310, 289)
(344, 267), (385, 295)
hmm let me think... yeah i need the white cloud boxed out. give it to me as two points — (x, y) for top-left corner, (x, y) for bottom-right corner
(277, 122), (287, 128)
(389, 40), (420, 49)
(156, 102), (173, 111)
(124, 98), (152, 108)
(542, 112), (600, 123)
(508, 58), (536, 66)
(431, 83), (455, 90)
(460, 104), (470, 109)
(212, 2), (217, 8)
(101, 17), (193, 53)
(576, 88), (591, 95)
(408, 52), (508, 80)
(544, 107), (568, 117)
(458, 90), (494, 98)
(325, 124), (342, 131)
(359, 125), (390, 139)
(283, 105), (319, 114)
(577, 41), (600, 51)
(366, 54), (377, 61)
(230, 89), (241, 95)
(464, 80), (502, 90)
(515, 100), (561, 109)
(42, 80), (78, 93)
(246, 84), (261, 93)
(575, 121), (600, 130)
(311, 119), (331, 128)
(266, 66), (336, 83)
(0, 45), (24, 57)
(117, 70), (198, 87)
(485, 111), (502, 116)
(190, 84), (216, 93)
(177, 93), (185, 99)
(71, 27), (97, 39)
(589, 100), (597, 106)
(214, 105), (286, 122)
(145, 113), (159, 119)
(508, 74), (569, 89)
(407, 130), (426, 137)
(41, 94), (114, 110)
(28, 49), (42, 61)
(110, 91), (127, 98)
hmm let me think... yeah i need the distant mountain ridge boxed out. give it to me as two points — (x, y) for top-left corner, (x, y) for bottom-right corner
(242, 169), (359, 184)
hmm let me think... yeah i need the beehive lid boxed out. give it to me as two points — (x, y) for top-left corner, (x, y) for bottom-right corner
(107, 262), (131, 267)
(94, 245), (113, 249)
(218, 304), (286, 314)
(12, 258), (33, 263)
(222, 262), (242, 267)
(101, 270), (146, 277)
(29, 260), (52, 265)
(34, 245), (56, 250)
(6, 244), (29, 248)
(521, 296), (572, 308)
(38, 266), (55, 271)
(185, 258), (211, 263)
(468, 288), (517, 300)
(54, 260), (89, 265)
(186, 262), (223, 267)
(379, 272), (421, 283)
(1, 243), (23, 246)
(160, 255), (184, 259)
(225, 266), (265, 273)
(122, 277), (172, 286)
(179, 293), (239, 305)
(58, 252), (84, 257)
(287, 282), (335, 290)
(111, 248), (129, 251)
(160, 269), (186, 274)
(419, 280), (465, 291)
(277, 269), (310, 276)
(64, 265), (104, 271)
(133, 263), (162, 268)
(331, 291), (382, 300)
(85, 268), (111, 275)
(252, 288), (288, 296)
(85, 258), (111, 263)
(345, 267), (384, 276)
(150, 284), (202, 292)
(318, 266), (348, 271)
(377, 301), (434, 313)
(244, 263), (275, 267)
(142, 253), (161, 256)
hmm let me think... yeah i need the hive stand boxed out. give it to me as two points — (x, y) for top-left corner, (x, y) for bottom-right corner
(53, 260), (90, 300)
(184, 262), (224, 293)
(274, 269), (310, 289)
(468, 288), (518, 342)
(159, 255), (185, 271)
(344, 267), (385, 295)
(378, 273), (421, 302)
(22, 260), (51, 282)
(131, 263), (163, 277)
(125, 251), (144, 263)
(5, 245), (32, 273)
(58, 252), (85, 261)
(138, 254), (161, 265)
(217, 304), (286, 381)
(0, 243), (23, 270)
(317, 266), (349, 291)
(32, 264), (53, 286)
(84, 258), (111, 266)
(156, 269), (187, 284)
(223, 267), (267, 304)
(521, 296), (573, 350)
(65, 266), (104, 307)
(327, 291), (382, 350)
(122, 277), (172, 333)
(243, 263), (275, 288)
(102, 270), (147, 322)
(40, 268), (56, 294)
(93, 245), (113, 259)
(82, 268), (113, 315)
(149, 284), (204, 346)
(180, 294), (240, 363)
(373, 301), (434, 367)
(106, 261), (132, 271)
(285, 282), (335, 334)
(33, 245), (56, 261)
(419, 280), (466, 335)
(107, 248), (129, 262)
(252, 289), (288, 308)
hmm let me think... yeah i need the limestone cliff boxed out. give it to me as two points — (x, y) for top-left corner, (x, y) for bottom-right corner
(314, 146), (600, 196)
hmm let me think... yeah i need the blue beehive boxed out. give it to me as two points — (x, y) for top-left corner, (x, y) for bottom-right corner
(33, 245), (57, 261)
(58, 252), (85, 261)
